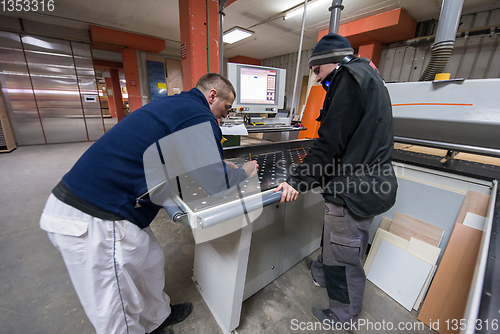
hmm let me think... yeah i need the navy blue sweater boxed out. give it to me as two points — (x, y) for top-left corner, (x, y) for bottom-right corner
(60, 88), (247, 228)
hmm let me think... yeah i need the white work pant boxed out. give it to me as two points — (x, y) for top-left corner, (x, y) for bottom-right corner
(40, 194), (171, 334)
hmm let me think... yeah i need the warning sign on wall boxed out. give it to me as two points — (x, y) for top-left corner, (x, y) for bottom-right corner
(181, 42), (187, 60)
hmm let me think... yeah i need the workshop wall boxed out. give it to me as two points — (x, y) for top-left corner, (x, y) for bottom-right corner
(378, 9), (500, 82)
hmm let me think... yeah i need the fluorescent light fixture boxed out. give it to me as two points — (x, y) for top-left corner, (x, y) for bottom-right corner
(284, 0), (330, 20)
(223, 26), (254, 44)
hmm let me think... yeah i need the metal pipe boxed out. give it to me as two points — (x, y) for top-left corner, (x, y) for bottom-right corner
(419, 0), (464, 81)
(406, 36), (436, 47)
(219, 0), (228, 74)
(219, 11), (225, 74)
(394, 136), (500, 158)
(290, 0), (308, 118)
(435, 0), (464, 47)
(329, 0), (343, 34)
(206, 0), (210, 72)
(407, 24), (500, 47)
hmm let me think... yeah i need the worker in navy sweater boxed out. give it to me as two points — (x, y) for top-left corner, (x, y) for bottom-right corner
(275, 33), (397, 332)
(40, 73), (258, 334)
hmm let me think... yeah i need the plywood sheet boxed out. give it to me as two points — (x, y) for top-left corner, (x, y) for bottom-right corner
(379, 217), (392, 231)
(389, 212), (444, 247)
(367, 239), (432, 311)
(393, 144), (500, 166)
(418, 223), (483, 333)
(364, 228), (409, 275)
(165, 59), (183, 96)
(455, 191), (490, 225)
(369, 178), (466, 268)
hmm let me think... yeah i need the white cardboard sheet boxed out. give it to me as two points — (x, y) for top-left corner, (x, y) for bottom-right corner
(463, 212), (486, 231)
(367, 239), (432, 311)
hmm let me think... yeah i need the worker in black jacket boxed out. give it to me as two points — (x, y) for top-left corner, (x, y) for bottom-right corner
(275, 33), (397, 332)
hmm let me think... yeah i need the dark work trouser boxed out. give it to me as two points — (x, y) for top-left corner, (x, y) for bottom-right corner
(311, 201), (373, 326)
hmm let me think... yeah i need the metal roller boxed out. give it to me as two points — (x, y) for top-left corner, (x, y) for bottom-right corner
(163, 197), (188, 225)
(197, 190), (283, 229)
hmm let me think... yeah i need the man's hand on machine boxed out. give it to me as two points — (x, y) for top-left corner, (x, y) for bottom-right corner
(275, 182), (299, 204)
(242, 160), (259, 178)
(224, 160), (239, 169)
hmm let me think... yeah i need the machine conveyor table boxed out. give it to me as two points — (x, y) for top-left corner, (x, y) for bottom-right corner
(164, 140), (324, 334)
(163, 137), (500, 334)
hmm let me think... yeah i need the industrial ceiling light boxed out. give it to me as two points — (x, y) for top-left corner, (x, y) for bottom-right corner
(223, 26), (254, 44)
(284, 0), (331, 20)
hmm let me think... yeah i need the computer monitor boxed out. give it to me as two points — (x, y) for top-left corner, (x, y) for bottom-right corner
(227, 63), (286, 114)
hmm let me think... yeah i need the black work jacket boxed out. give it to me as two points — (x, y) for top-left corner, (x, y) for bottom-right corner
(287, 57), (397, 217)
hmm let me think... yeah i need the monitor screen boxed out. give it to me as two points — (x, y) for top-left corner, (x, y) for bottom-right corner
(239, 67), (276, 105)
(227, 63), (286, 113)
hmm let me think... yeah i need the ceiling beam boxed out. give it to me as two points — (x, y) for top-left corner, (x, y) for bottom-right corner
(90, 25), (166, 53)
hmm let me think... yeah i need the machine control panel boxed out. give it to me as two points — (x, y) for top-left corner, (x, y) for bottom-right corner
(237, 107), (277, 112)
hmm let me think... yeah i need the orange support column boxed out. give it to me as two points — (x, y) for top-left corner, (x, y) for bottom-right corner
(298, 85), (326, 139)
(110, 69), (125, 122)
(104, 78), (117, 118)
(358, 41), (382, 67)
(179, 0), (220, 91)
(122, 48), (142, 112)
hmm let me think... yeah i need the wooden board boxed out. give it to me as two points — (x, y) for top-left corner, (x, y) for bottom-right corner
(379, 217), (392, 231)
(296, 75), (309, 116)
(389, 212), (444, 247)
(455, 191), (490, 225)
(165, 59), (183, 96)
(393, 144), (500, 167)
(364, 228), (409, 275)
(417, 223), (483, 333)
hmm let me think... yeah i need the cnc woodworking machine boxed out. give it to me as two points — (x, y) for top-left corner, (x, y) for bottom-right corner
(163, 78), (500, 334)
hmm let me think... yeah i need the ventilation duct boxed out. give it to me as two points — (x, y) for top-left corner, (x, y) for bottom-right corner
(419, 0), (464, 81)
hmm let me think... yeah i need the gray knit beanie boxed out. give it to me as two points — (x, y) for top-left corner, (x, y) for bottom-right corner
(309, 33), (354, 68)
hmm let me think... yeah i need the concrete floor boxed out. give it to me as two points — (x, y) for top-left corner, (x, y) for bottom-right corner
(0, 140), (436, 334)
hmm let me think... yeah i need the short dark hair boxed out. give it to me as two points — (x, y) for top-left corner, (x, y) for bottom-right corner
(196, 73), (236, 100)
